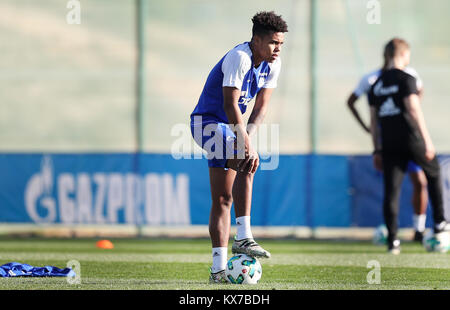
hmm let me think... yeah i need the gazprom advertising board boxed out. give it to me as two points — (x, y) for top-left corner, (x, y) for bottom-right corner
(0, 153), (449, 227)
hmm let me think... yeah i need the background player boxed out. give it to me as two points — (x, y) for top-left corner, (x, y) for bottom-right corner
(190, 11), (288, 283)
(368, 38), (449, 254)
(347, 39), (428, 242)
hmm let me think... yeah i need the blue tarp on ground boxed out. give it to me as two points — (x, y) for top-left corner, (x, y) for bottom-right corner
(0, 262), (75, 277)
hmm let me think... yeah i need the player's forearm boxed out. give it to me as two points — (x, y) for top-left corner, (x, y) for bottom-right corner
(224, 104), (249, 146)
(351, 107), (370, 133)
(371, 126), (382, 152)
(247, 88), (273, 136)
(247, 106), (267, 136)
(223, 88), (250, 144)
(347, 95), (370, 133)
(370, 108), (382, 151)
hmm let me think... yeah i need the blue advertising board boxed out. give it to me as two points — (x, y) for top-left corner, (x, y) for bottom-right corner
(0, 153), (449, 227)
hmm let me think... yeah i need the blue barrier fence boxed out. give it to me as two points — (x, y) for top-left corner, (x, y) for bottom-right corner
(1, 153), (449, 227)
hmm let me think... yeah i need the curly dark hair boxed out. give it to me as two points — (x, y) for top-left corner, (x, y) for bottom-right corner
(251, 11), (288, 38)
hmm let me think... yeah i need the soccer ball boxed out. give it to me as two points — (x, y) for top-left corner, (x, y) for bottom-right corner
(225, 254), (262, 284)
(423, 230), (450, 253)
(372, 224), (388, 245)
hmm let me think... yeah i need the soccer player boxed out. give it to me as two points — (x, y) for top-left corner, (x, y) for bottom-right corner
(190, 11), (288, 282)
(367, 38), (449, 254)
(347, 40), (428, 242)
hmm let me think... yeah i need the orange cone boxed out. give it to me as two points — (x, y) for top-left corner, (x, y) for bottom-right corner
(96, 239), (114, 249)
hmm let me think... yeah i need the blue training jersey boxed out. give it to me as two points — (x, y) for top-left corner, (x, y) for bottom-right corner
(191, 42), (281, 124)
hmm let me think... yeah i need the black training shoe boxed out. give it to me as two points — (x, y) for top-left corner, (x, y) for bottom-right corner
(413, 230), (424, 243)
(434, 221), (450, 234)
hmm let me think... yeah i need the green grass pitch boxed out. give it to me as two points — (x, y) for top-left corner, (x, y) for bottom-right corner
(0, 238), (449, 290)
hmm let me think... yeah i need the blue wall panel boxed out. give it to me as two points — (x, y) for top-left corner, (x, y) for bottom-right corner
(0, 153), (448, 227)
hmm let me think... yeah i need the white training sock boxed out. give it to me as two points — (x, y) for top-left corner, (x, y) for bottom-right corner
(413, 214), (426, 232)
(236, 216), (253, 240)
(211, 247), (227, 273)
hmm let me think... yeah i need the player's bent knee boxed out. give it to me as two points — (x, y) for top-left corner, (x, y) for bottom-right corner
(214, 194), (233, 210)
(225, 159), (240, 172)
(226, 159), (258, 175)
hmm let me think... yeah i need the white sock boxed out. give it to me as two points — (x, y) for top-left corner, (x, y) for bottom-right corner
(413, 214), (426, 232)
(211, 247), (227, 273)
(236, 216), (253, 240)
